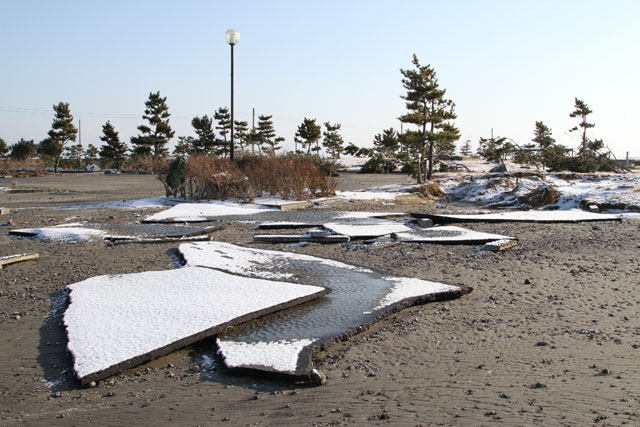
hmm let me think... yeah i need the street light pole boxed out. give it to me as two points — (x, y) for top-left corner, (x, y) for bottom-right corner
(225, 29), (240, 161)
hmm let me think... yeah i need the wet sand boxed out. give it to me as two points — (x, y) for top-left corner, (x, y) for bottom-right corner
(1, 172), (639, 426)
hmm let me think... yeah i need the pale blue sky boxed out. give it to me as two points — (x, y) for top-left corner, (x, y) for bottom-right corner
(1, 0), (638, 157)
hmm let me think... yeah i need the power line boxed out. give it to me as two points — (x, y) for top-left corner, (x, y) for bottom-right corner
(0, 105), (195, 120)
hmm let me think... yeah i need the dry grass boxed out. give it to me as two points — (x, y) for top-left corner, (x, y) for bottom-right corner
(0, 159), (47, 177)
(161, 154), (336, 201)
(241, 155), (336, 200)
(412, 182), (445, 198)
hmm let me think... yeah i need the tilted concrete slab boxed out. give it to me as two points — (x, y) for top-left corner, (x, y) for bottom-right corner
(63, 266), (327, 385)
(179, 242), (470, 380)
(411, 209), (621, 224)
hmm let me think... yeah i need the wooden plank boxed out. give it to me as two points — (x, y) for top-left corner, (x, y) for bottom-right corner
(0, 253), (39, 269)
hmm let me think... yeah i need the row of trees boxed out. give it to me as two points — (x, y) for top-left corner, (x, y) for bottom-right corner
(2, 91), (350, 171)
(477, 98), (612, 172)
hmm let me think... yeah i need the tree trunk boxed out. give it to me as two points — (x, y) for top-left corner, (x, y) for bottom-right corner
(54, 155), (60, 173)
(427, 103), (435, 180)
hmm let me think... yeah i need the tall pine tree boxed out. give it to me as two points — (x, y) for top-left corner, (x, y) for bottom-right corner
(234, 120), (249, 153)
(191, 115), (216, 154)
(99, 121), (128, 169)
(399, 55), (458, 182)
(257, 115), (283, 154)
(130, 91), (174, 160)
(322, 122), (345, 158)
(214, 107), (232, 157)
(569, 98), (596, 157)
(372, 128), (399, 157)
(294, 118), (321, 154)
(47, 102), (78, 172)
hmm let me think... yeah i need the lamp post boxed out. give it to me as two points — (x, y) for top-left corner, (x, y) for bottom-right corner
(225, 29), (240, 161)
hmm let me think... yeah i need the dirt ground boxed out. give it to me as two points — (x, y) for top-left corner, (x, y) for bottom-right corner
(1, 172), (639, 426)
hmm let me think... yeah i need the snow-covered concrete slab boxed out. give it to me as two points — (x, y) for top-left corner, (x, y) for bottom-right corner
(179, 242), (469, 379)
(323, 217), (411, 239)
(412, 209), (621, 224)
(391, 226), (514, 244)
(9, 224), (107, 242)
(63, 266), (327, 384)
(143, 201), (276, 223)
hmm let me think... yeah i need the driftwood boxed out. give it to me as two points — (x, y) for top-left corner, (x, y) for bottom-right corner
(0, 253), (39, 269)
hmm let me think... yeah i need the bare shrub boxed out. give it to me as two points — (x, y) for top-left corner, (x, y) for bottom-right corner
(241, 155), (336, 200)
(517, 185), (560, 208)
(123, 156), (168, 174)
(413, 182), (445, 198)
(0, 159), (47, 177)
(185, 154), (252, 200)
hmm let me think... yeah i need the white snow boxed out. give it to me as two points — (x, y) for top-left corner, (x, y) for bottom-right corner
(64, 266), (326, 380)
(335, 184), (414, 201)
(324, 221), (411, 238)
(428, 210), (620, 222)
(392, 226), (514, 242)
(216, 338), (315, 374)
(180, 241), (369, 279)
(11, 225), (106, 242)
(372, 277), (458, 311)
(144, 201), (275, 222)
(439, 172), (640, 211)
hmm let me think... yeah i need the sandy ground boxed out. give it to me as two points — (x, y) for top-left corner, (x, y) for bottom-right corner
(1, 172), (639, 426)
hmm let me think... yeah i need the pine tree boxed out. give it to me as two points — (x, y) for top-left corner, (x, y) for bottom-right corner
(173, 136), (195, 156)
(99, 121), (128, 169)
(257, 115), (279, 153)
(130, 91), (174, 160)
(64, 143), (84, 169)
(294, 118), (321, 154)
(191, 115), (216, 154)
(372, 128), (399, 156)
(569, 98), (596, 157)
(399, 55), (457, 182)
(214, 107), (232, 157)
(322, 122), (345, 158)
(460, 139), (473, 157)
(435, 123), (460, 155)
(234, 120), (249, 153)
(47, 102), (78, 172)
(10, 138), (37, 161)
(0, 138), (8, 157)
(86, 144), (99, 165)
(477, 136), (513, 163)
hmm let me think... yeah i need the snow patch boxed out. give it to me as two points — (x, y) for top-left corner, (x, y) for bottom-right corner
(372, 277), (457, 311)
(216, 338), (315, 374)
(144, 201), (275, 222)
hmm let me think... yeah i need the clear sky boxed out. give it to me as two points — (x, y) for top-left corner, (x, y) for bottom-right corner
(1, 0), (638, 157)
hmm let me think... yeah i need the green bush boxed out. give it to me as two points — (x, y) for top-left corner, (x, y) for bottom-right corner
(360, 154), (397, 174)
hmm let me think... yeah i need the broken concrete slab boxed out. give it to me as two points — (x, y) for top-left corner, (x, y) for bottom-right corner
(323, 217), (411, 239)
(391, 226), (515, 245)
(179, 242), (470, 380)
(411, 209), (622, 224)
(253, 234), (350, 244)
(143, 202), (276, 223)
(9, 225), (106, 242)
(63, 266), (328, 385)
